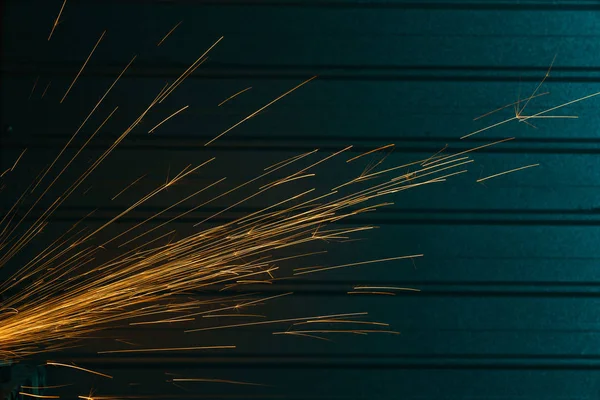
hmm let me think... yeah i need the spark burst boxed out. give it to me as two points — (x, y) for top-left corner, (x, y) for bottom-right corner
(1, 2), (598, 398)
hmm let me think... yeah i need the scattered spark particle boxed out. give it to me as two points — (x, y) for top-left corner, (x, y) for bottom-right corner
(218, 86), (253, 107)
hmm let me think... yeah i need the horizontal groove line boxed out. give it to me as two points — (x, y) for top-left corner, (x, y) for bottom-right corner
(3, 143), (600, 154)
(4, 216), (600, 226)
(21, 134), (600, 144)
(3, 70), (600, 83)
(72, 1), (600, 11)
(54, 359), (600, 370)
(4, 206), (598, 215)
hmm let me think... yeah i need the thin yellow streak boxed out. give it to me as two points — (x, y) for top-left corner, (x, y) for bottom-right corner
(33, 55), (136, 192)
(218, 86), (253, 106)
(346, 144), (395, 163)
(97, 345), (235, 354)
(10, 149), (27, 171)
(205, 76), (318, 146)
(293, 254), (423, 276)
(157, 21), (182, 47)
(275, 331), (333, 341)
(41, 81), (52, 99)
(60, 30), (106, 103)
(158, 36), (223, 103)
(185, 312), (368, 333)
(21, 384), (73, 389)
(18, 393), (60, 399)
(129, 318), (195, 326)
(423, 137), (514, 167)
(476, 163), (540, 183)
(519, 54), (556, 117)
(264, 149), (319, 171)
(148, 105), (189, 133)
(294, 319), (389, 327)
(473, 91), (549, 121)
(48, 0), (67, 40)
(202, 314), (266, 318)
(46, 362), (113, 379)
(111, 174), (147, 200)
(29, 76), (40, 100)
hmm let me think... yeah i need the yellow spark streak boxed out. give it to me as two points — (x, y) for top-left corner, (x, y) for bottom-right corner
(158, 36), (223, 103)
(185, 312), (368, 333)
(274, 329), (399, 335)
(46, 362), (113, 379)
(294, 319), (389, 327)
(293, 254), (423, 276)
(21, 384), (73, 389)
(473, 91), (550, 121)
(203, 314), (266, 318)
(422, 137), (514, 167)
(218, 86), (253, 106)
(97, 345), (235, 354)
(205, 76), (318, 146)
(463, 91), (600, 139)
(29, 76), (40, 100)
(346, 144), (395, 163)
(41, 81), (52, 99)
(18, 393), (60, 399)
(48, 0), (67, 40)
(128, 318), (195, 326)
(519, 54), (556, 117)
(172, 378), (266, 386)
(264, 149), (319, 171)
(111, 174), (147, 200)
(148, 105), (189, 133)
(10, 149), (26, 171)
(60, 30), (106, 104)
(476, 163), (540, 183)
(157, 21), (182, 47)
(33, 55), (136, 192)
(276, 331), (332, 341)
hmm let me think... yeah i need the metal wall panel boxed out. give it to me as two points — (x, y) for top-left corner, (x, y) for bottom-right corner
(2, 1), (600, 399)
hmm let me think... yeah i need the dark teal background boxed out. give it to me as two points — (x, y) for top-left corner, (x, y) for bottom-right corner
(2, 1), (600, 399)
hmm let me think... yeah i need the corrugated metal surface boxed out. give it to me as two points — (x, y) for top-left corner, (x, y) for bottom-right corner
(2, 1), (600, 399)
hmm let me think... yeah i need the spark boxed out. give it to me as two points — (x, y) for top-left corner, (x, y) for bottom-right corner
(46, 362), (113, 379)
(21, 384), (73, 389)
(111, 174), (147, 200)
(10, 149), (27, 171)
(97, 345), (235, 354)
(473, 91), (550, 121)
(41, 81), (52, 99)
(29, 76), (40, 100)
(158, 36), (223, 104)
(205, 76), (318, 146)
(148, 105), (189, 133)
(293, 254), (423, 276)
(185, 312), (369, 333)
(48, 0), (67, 41)
(218, 86), (253, 107)
(476, 163), (540, 183)
(157, 21), (182, 46)
(18, 393), (60, 399)
(60, 30), (106, 104)
(346, 144), (395, 163)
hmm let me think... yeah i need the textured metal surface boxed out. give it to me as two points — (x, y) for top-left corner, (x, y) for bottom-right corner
(1, 1), (600, 399)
